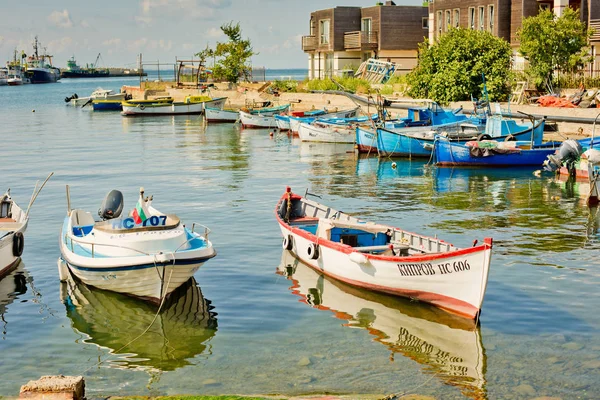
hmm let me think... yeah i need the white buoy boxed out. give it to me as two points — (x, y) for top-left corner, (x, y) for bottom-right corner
(349, 252), (368, 264)
(391, 162), (397, 169)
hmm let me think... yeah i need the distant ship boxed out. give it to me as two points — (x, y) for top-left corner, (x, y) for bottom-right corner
(24, 36), (60, 84)
(60, 55), (110, 78)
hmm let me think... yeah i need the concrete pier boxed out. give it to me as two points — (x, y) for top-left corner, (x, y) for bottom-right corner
(19, 376), (85, 400)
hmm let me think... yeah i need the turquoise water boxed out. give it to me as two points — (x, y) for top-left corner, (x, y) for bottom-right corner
(0, 78), (599, 399)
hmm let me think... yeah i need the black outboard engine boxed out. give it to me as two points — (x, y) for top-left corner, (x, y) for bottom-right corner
(543, 139), (583, 172)
(98, 190), (124, 220)
(64, 93), (79, 103)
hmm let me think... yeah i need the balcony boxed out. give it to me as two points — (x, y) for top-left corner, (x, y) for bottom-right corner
(302, 36), (318, 51)
(344, 31), (378, 51)
(590, 19), (600, 42)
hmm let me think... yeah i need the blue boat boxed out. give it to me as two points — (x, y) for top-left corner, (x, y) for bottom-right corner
(92, 100), (123, 111)
(376, 115), (545, 159)
(434, 135), (562, 168)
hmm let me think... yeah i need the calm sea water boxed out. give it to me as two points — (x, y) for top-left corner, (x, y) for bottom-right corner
(0, 77), (599, 400)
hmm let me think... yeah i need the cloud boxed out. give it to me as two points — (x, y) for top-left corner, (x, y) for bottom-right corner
(47, 10), (73, 28)
(46, 37), (74, 54)
(137, 0), (233, 23)
(80, 20), (90, 28)
(206, 27), (222, 38)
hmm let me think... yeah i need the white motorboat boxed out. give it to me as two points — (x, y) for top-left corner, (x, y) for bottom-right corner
(66, 88), (127, 106)
(58, 187), (217, 303)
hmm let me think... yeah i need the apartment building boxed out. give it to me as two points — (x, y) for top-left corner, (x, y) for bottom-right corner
(428, 0), (600, 65)
(301, 1), (428, 79)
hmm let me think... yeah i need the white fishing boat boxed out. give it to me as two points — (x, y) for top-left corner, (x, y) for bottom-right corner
(58, 187), (217, 303)
(297, 121), (357, 143)
(277, 250), (486, 398)
(121, 96), (227, 116)
(0, 174), (52, 278)
(205, 107), (239, 123)
(239, 109), (278, 129)
(275, 187), (493, 319)
(65, 88), (127, 106)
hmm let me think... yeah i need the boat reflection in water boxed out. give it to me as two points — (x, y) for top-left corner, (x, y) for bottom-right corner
(0, 261), (30, 339)
(60, 276), (218, 372)
(277, 250), (487, 399)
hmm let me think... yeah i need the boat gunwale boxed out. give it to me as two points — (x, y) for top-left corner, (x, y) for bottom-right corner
(275, 191), (493, 263)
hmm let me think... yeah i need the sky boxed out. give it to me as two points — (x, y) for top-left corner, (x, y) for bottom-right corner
(0, 0), (422, 70)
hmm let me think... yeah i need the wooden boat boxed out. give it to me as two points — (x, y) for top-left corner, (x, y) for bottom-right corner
(275, 109), (328, 131)
(298, 120), (356, 143)
(58, 187), (216, 303)
(205, 107), (239, 123)
(91, 99), (123, 111)
(377, 117), (544, 159)
(65, 88), (127, 106)
(277, 250), (486, 398)
(60, 275), (217, 371)
(0, 175), (51, 278)
(434, 136), (560, 167)
(289, 106), (360, 134)
(275, 187), (493, 319)
(356, 125), (378, 153)
(121, 96), (227, 116)
(239, 104), (291, 129)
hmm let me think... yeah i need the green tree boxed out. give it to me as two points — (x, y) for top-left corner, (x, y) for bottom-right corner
(196, 22), (256, 84)
(518, 8), (592, 88)
(406, 28), (512, 104)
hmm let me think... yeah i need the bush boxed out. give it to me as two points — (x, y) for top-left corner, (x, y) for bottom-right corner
(407, 28), (512, 104)
(271, 79), (298, 92)
(303, 77), (371, 94)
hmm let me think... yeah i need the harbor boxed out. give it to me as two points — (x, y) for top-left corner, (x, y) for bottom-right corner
(0, 75), (599, 399)
(2, 0), (600, 398)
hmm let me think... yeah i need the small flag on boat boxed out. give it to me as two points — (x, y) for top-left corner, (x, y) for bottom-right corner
(132, 197), (149, 224)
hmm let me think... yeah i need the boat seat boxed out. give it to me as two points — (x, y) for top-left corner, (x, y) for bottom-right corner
(289, 216), (320, 226)
(72, 225), (94, 237)
(0, 217), (16, 223)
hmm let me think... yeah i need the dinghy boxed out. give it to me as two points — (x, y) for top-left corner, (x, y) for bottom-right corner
(58, 187), (216, 303)
(275, 187), (493, 319)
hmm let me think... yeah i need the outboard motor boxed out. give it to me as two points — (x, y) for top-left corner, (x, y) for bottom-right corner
(64, 93), (79, 103)
(543, 139), (583, 172)
(98, 190), (124, 220)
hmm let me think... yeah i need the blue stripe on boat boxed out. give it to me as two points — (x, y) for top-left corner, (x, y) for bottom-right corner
(64, 255), (215, 272)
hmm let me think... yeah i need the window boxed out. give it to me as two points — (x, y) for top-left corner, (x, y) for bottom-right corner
(539, 3), (550, 11)
(488, 5), (494, 32)
(362, 18), (372, 33)
(453, 9), (460, 28)
(445, 10), (451, 32)
(319, 19), (330, 45)
(310, 17), (315, 36)
(478, 6), (485, 31)
(422, 16), (429, 29)
(469, 7), (475, 29)
(437, 11), (443, 37)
